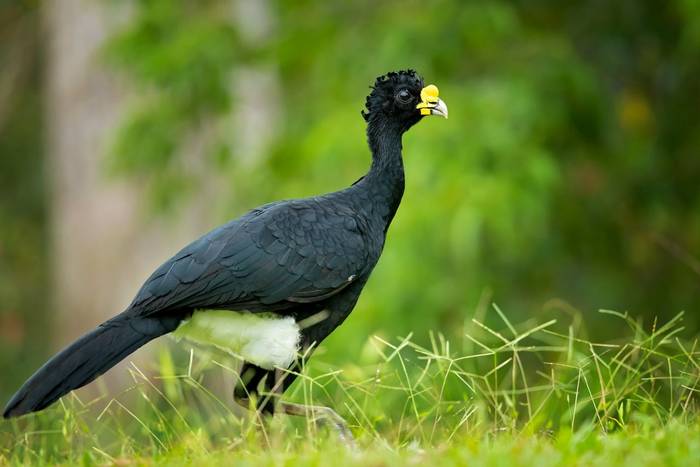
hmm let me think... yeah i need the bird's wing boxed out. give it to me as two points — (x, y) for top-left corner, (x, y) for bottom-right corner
(130, 199), (369, 314)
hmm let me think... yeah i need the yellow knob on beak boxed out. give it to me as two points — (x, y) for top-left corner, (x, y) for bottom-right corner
(416, 84), (448, 119)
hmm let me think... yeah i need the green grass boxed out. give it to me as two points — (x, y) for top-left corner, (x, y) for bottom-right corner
(1, 308), (699, 466)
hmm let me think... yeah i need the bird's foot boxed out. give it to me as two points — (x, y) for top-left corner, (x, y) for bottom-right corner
(310, 406), (356, 449)
(279, 402), (356, 449)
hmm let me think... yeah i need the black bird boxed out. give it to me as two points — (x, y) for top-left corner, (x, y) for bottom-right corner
(3, 70), (448, 439)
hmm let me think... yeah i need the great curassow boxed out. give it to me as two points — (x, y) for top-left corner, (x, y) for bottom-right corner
(3, 70), (448, 443)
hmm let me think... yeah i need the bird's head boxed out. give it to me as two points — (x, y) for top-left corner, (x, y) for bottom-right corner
(361, 69), (448, 132)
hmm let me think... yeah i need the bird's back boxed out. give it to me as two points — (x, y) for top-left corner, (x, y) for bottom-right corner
(127, 191), (379, 317)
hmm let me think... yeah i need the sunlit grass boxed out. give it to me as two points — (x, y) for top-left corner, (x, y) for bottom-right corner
(1, 307), (699, 465)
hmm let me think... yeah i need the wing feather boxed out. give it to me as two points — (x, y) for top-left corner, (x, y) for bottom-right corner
(130, 200), (369, 315)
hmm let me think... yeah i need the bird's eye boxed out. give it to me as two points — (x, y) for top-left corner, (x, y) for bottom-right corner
(396, 89), (412, 104)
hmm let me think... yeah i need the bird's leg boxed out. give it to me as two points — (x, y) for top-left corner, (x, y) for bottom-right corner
(233, 362), (275, 415)
(233, 362), (277, 448)
(272, 367), (356, 448)
(234, 362), (355, 448)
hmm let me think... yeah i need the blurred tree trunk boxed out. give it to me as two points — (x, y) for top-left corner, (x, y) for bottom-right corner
(231, 0), (280, 166)
(44, 0), (128, 346)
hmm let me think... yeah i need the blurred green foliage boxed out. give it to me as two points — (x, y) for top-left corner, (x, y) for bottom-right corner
(105, 0), (700, 364)
(2, 0), (700, 388)
(105, 0), (239, 211)
(2, 3), (699, 462)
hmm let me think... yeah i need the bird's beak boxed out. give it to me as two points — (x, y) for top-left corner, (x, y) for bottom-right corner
(416, 84), (448, 119)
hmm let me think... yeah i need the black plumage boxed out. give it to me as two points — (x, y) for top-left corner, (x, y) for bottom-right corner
(3, 70), (448, 423)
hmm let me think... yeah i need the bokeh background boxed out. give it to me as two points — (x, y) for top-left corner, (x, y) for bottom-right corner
(1, 0), (700, 405)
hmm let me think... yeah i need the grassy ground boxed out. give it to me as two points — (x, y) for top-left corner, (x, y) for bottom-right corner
(1, 308), (699, 466)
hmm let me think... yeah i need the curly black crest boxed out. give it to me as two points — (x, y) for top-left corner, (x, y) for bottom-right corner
(361, 69), (425, 122)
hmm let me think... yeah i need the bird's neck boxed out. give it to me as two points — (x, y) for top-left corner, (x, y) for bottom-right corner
(356, 118), (406, 227)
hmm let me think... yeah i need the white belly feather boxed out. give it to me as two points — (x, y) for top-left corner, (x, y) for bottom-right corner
(172, 310), (301, 370)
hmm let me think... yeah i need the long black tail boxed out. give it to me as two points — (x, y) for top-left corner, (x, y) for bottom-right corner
(3, 312), (181, 418)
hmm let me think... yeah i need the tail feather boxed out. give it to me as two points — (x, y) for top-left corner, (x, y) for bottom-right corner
(3, 313), (181, 418)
